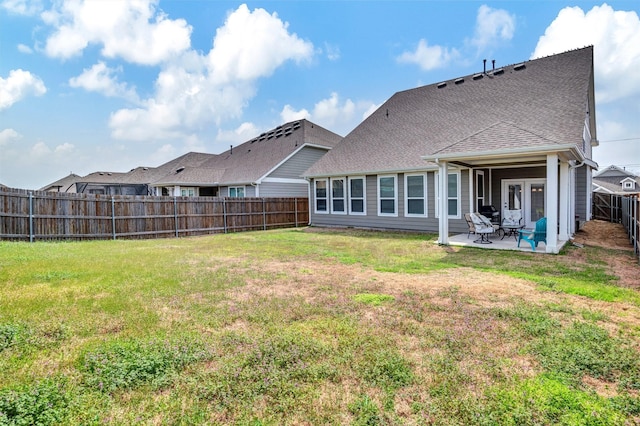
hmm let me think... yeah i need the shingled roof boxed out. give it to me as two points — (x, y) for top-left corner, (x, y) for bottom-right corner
(304, 46), (595, 177)
(154, 119), (342, 186)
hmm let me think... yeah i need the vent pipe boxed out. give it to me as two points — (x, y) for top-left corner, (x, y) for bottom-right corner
(483, 59), (486, 74)
(492, 60), (495, 71)
(230, 145), (233, 154)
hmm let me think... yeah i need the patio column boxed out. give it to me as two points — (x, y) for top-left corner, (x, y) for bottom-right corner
(438, 160), (449, 245)
(174, 185), (181, 197)
(546, 154), (559, 253)
(559, 161), (570, 241)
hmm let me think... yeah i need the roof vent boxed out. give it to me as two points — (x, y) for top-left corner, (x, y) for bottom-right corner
(472, 73), (483, 81)
(454, 78), (464, 85)
(493, 68), (504, 76)
(176, 167), (185, 174)
(514, 63), (526, 71)
(437, 82), (447, 89)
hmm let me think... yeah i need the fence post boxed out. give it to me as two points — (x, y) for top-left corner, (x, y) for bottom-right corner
(223, 198), (227, 233)
(29, 191), (34, 243)
(111, 197), (116, 240)
(294, 197), (298, 228)
(263, 198), (267, 231)
(174, 197), (179, 238)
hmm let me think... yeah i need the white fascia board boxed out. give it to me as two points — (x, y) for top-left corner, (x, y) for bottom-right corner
(261, 177), (308, 184)
(303, 165), (442, 180)
(254, 143), (330, 184)
(421, 144), (582, 163)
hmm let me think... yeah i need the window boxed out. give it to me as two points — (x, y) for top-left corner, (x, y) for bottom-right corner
(331, 178), (346, 214)
(476, 170), (485, 211)
(315, 179), (328, 213)
(228, 186), (244, 197)
(405, 174), (426, 217)
(349, 177), (366, 215)
(623, 180), (635, 190)
(378, 175), (397, 216)
(435, 171), (461, 218)
(181, 187), (196, 197)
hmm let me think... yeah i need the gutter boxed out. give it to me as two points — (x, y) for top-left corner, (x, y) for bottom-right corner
(421, 143), (582, 162)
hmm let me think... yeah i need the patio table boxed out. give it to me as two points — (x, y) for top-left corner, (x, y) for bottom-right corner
(501, 224), (524, 240)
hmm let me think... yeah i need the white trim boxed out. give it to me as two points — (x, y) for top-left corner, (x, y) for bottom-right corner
(330, 177), (347, 215)
(404, 173), (427, 217)
(261, 177), (308, 184)
(348, 176), (366, 215)
(546, 154), (559, 254)
(422, 143), (581, 162)
(377, 174), (398, 217)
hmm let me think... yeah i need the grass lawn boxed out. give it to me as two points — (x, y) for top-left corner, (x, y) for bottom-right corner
(1, 226), (640, 425)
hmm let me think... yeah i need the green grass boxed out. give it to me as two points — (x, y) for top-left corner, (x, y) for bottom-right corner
(1, 228), (639, 424)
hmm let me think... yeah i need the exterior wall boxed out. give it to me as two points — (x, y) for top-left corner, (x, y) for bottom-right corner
(309, 170), (469, 234)
(258, 181), (309, 197)
(489, 165), (546, 212)
(270, 146), (329, 179)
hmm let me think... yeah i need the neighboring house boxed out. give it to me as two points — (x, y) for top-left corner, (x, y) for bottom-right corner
(40, 119), (342, 198)
(303, 47), (598, 254)
(39, 173), (82, 192)
(592, 165), (640, 195)
(149, 119), (342, 197)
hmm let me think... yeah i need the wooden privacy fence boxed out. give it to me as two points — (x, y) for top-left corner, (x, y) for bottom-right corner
(0, 188), (309, 241)
(593, 192), (639, 263)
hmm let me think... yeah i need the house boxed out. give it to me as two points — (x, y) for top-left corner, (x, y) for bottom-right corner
(39, 173), (82, 192)
(303, 47), (598, 254)
(149, 119), (342, 197)
(40, 119), (342, 198)
(592, 165), (640, 195)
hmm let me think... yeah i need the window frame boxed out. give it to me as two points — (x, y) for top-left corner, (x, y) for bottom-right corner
(348, 176), (366, 215)
(228, 186), (245, 198)
(314, 178), (329, 214)
(181, 187), (197, 197)
(434, 171), (461, 219)
(404, 173), (427, 217)
(330, 177), (347, 214)
(377, 174), (398, 217)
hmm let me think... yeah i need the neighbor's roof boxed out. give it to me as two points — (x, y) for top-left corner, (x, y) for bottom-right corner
(153, 119), (342, 186)
(38, 173), (82, 191)
(305, 46), (595, 177)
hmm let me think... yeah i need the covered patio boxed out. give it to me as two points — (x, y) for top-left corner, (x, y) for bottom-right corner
(447, 230), (569, 253)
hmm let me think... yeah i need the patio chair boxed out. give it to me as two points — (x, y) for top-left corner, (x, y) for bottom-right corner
(469, 212), (499, 244)
(517, 217), (547, 251)
(502, 209), (523, 227)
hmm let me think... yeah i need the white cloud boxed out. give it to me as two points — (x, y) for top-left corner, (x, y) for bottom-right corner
(41, 0), (191, 65)
(281, 92), (376, 136)
(0, 128), (22, 146)
(54, 142), (75, 153)
(532, 4), (640, 103)
(324, 42), (341, 61)
(280, 105), (310, 123)
(216, 122), (261, 146)
(17, 43), (33, 54)
(1, 0), (43, 15)
(0, 69), (47, 110)
(469, 5), (515, 50)
(397, 39), (459, 71)
(109, 4), (314, 141)
(69, 62), (139, 102)
(30, 141), (51, 157)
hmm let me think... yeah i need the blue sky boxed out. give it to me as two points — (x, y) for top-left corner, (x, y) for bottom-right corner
(1, 0), (639, 189)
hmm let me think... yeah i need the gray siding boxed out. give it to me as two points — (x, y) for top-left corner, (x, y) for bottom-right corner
(309, 170), (470, 234)
(490, 166), (546, 211)
(576, 166), (588, 221)
(258, 181), (309, 197)
(269, 146), (329, 179)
